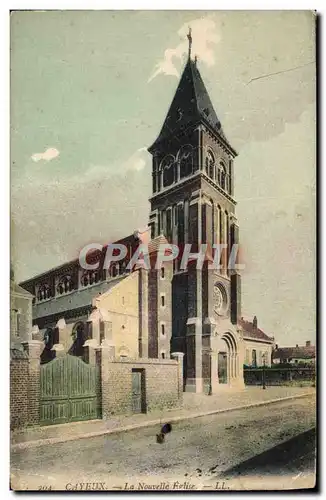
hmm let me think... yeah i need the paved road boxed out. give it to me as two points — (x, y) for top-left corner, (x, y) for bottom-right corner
(220, 428), (316, 486)
(11, 395), (316, 491)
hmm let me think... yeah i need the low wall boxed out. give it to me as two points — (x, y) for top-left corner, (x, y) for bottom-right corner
(10, 343), (183, 429)
(101, 357), (182, 417)
(244, 366), (316, 386)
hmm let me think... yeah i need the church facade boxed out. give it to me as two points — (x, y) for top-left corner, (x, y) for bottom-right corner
(19, 37), (274, 394)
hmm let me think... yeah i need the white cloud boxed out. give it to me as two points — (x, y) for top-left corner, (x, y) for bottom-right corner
(124, 147), (148, 172)
(31, 147), (60, 162)
(148, 17), (221, 83)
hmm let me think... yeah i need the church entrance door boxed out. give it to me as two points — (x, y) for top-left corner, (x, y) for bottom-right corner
(218, 352), (228, 384)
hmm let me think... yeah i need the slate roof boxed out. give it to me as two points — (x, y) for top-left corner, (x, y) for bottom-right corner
(32, 275), (126, 320)
(239, 318), (274, 343)
(273, 346), (316, 360)
(149, 58), (232, 151)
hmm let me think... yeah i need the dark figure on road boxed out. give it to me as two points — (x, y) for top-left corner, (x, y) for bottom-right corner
(156, 423), (172, 444)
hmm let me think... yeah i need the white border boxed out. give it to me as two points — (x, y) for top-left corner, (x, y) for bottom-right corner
(3, 3), (323, 498)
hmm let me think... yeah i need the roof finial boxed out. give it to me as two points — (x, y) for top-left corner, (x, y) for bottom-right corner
(194, 55), (198, 66)
(187, 27), (192, 60)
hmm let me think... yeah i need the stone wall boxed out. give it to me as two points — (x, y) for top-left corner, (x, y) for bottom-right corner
(101, 355), (182, 417)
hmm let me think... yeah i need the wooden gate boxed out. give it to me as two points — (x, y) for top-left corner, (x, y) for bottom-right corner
(40, 355), (101, 425)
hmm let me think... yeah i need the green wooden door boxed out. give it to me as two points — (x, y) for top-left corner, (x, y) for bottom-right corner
(40, 355), (101, 425)
(131, 369), (143, 414)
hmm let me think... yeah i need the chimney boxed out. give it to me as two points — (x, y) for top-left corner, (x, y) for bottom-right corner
(253, 316), (257, 329)
(296, 344), (299, 348)
(306, 340), (311, 347)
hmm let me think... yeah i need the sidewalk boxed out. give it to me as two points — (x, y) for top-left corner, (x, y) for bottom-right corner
(11, 386), (315, 451)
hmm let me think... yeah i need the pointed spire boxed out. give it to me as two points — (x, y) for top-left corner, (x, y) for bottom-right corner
(187, 27), (192, 60)
(148, 43), (235, 153)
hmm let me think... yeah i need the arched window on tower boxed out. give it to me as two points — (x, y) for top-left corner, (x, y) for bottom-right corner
(161, 155), (175, 188)
(219, 163), (227, 191)
(179, 145), (193, 179)
(205, 150), (215, 180)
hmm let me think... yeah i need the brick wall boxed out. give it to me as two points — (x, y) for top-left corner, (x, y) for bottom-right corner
(101, 356), (181, 417)
(10, 342), (43, 430)
(10, 351), (29, 430)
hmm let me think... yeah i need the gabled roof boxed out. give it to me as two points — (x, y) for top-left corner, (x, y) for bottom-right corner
(11, 281), (34, 298)
(239, 318), (274, 343)
(273, 346), (316, 360)
(149, 58), (230, 151)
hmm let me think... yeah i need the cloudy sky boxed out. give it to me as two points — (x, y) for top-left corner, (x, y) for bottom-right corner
(10, 11), (315, 346)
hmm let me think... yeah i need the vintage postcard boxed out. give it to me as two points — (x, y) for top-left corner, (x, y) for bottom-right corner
(10, 10), (316, 491)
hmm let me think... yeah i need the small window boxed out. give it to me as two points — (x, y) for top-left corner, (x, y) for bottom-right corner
(245, 349), (249, 365)
(161, 267), (165, 279)
(161, 295), (165, 307)
(161, 352), (165, 359)
(252, 349), (257, 367)
(161, 324), (165, 336)
(122, 296), (125, 305)
(16, 309), (21, 337)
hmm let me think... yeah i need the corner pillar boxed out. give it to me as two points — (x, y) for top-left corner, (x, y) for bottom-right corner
(185, 318), (203, 393)
(99, 341), (116, 420)
(171, 352), (184, 402)
(22, 340), (43, 427)
(138, 268), (149, 358)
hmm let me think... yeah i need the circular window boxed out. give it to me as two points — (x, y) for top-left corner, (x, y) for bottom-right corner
(213, 283), (228, 316)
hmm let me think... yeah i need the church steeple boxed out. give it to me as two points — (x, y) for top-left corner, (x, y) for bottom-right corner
(149, 34), (233, 154)
(187, 27), (192, 60)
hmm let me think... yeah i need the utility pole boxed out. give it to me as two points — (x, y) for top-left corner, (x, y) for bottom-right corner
(262, 353), (266, 390)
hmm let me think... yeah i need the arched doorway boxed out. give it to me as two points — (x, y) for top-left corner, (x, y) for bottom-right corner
(68, 321), (89, 360)
(40, 327), (56, 364)
(216, 332), (239, 385)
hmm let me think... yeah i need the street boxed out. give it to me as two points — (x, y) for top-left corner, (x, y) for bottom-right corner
(11, 395), (316, 491)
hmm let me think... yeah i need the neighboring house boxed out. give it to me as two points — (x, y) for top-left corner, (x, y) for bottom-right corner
(10, 267), (34, 350)
(240, 316), (275, 367)
(272, 341), (316, 365)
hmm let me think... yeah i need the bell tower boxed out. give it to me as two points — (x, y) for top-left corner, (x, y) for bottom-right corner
(148, 30), (242, 393)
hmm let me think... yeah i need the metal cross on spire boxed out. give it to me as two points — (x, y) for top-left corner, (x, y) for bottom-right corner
(187, 27), (192, 60)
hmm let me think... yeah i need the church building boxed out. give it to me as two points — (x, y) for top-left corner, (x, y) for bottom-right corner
(19, 31), (274, 394)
